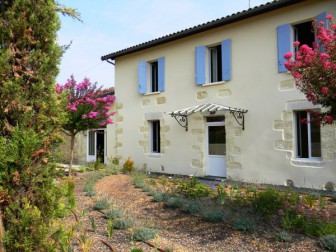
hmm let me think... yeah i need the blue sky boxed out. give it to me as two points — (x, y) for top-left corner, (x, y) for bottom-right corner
(57, 0), (270, 88)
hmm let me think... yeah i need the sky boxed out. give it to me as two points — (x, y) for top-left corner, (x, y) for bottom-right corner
(57, 0), (270, 88)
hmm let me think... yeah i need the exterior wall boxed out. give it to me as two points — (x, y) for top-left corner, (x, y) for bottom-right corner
(56, 132), (87, 165)
(110, 0), (336, 189)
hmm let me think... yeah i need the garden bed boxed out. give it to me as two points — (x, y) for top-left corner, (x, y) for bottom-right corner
(62, 170), (336, 251)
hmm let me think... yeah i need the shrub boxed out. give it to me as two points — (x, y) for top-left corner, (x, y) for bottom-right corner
(251, 188), (284, 219)
(131, 171), (147, 188)
(320, 235), (336, 251)
(152, 193), (169, 202)
(94, 200), (110, 211)
(233, 216), (257, 232)
(113, 218), (133, 230)
(132, 227), (157, 241)
(165, 197), (185, 209)
(106, 209), (123, 219)
(183, 200), (203, 214)
(274, 230), (293, 242)
(201, 208), (226, 222)
(122, 157), (134, 173)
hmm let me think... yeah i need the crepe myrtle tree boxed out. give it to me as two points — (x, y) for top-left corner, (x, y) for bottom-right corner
(285, 14), (336, 124)
(57, 75), (115, 175)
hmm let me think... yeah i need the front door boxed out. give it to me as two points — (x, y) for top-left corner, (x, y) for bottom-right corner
(206, 116), (226, 177)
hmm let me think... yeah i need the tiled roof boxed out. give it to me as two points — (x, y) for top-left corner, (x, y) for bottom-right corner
(101, 0), (306, 61)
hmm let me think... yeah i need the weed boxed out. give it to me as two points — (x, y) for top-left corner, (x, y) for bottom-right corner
(122, 157), (134, 173)
(107, 218), (114, 238)
(216, 184), (227, 205)
(94, 199), (110, 210)
(320, 235), (336, 251)
(78, 232), (93, 252)
(89, 216), (96, 232)
(233, 216), (256, 232)
(132, 227), (157, 241)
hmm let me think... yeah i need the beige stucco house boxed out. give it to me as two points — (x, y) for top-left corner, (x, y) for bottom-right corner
(101, 0), (336, 189)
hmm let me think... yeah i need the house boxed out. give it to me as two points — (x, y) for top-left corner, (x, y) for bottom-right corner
(57, 87), (115, 165)
(101, 0), (336, 189)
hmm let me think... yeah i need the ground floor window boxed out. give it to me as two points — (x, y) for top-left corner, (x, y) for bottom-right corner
(150, 120), (160, 153)
(295, 111), (321, 158)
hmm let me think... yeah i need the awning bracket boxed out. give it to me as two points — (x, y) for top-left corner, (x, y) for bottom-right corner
(171, 114), (188, 131)
(230, 110), (245, 130)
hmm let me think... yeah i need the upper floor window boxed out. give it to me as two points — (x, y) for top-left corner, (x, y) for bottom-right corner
(195, 39), (231, 85)
(138, 57), (165, 94)
(277, 11), (328, 73)
(295, 111), (321, 159)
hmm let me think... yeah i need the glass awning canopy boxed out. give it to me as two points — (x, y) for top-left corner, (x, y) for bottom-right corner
(166, 103), (248, 131)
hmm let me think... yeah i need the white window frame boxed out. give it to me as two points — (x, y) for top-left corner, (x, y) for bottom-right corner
(294, 110), (322, 160)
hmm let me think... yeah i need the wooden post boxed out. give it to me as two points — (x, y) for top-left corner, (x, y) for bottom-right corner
(0, 215), (6, 252)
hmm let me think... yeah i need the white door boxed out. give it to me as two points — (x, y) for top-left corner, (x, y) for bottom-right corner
(206, 117), (226, 177)
(87, 130), (96, 162)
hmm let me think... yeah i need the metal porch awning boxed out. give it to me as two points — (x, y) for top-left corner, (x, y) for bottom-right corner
(166, 103), (248, 131)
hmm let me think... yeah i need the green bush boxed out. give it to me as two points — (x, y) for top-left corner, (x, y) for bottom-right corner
(93, 200), (110, 211)
(320, 235), (336, 251)
(152, 193), (169, 202)
(233, 216), (257, 232)
(183, 200), (203, 214)
(274, 230), (293, 242)
(106, 209), (123, 219)
(201, 208), (226, 222)
(113, 218), (133, 230)
(132, 227), (157, 241)
(165, 197), (185, 209)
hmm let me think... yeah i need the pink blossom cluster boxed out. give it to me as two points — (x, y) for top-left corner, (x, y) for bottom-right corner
(57, 76), (116, 130)
(284, 14), (336, 124)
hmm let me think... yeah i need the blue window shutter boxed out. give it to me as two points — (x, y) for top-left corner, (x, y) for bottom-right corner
(315, 11), (328, 29)
(221, 39), (232, 81)
(195, 46), (206, 85)
(277, 24), (291, 73)
(138, 60), (147, 94)
(158, 57), (165, 92)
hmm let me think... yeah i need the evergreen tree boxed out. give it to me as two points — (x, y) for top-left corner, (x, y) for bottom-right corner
(0, 0), (79, 251)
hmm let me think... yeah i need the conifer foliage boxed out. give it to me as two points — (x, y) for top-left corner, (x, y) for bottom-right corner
(0, 0), (79, 251)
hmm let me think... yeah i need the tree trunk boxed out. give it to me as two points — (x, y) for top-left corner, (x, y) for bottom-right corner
(0, 215), (6, 252)
(69, 133), (76, 176)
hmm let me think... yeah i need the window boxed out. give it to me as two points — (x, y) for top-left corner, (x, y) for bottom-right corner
(138, 57), (165, 94)
(295, 111), (321, 159)
(150, 61), (158, 92)
(209, 45), (222, 83)
(195, 39), (231, 85)
(277, 11), (327, 73)
(150, 121), (160, 153)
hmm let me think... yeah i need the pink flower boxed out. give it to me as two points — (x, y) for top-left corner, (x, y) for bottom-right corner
(293, 41), (300, 47)
(88, 111), (98, 119)
(323, 115), (333, 124)
(293, 72), (303, 79)
(82, 114), (88, 119)
(321, 87), (329, 94)
(326, 14), (333, 20)
(284, 52), (293, 59)
(284, 61), (292, 70)
(56, 83), (62, 94)
(106, 118), (113, 124)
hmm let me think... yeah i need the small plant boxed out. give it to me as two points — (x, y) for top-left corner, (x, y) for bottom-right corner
(320, 235), (336, 251)
(131, 171), (147, 188)
(132, 227), (157, 241)
(152, 192), (169, 202)
(106, 209), (123, 219)
(131, 249), (143, 252)
(165, 197), (185, 209)
(183, 199), (203, 214)
(304, 193), (319, 208)
(78, 232), (93, 252)
(113, 218), (133, 230)
(122, 157), (134, 173)
(94, 199), (110, 210)
(216, 184), (227, 205)
(89, 216), (96, 232)
(274, 230), (293, 242)
(233, 216), (256, 232)
(86, 189), (96, 197)
(107, 218), (114, 238)
(201, 208), (226, 222)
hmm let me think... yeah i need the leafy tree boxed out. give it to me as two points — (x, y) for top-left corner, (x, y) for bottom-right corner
(58, 76), (115, 175)
(285, 14), (336, 124)
(0, 0), (79, 251)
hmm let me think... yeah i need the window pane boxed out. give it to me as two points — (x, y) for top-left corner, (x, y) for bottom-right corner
(209, 45), (222, 83)
(151, 61), (158, 92)
(296, 111), (308, 158)
(152, 121), (160, 153)
(310, 119), (321, 157)
(208, 126), (226, 155)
